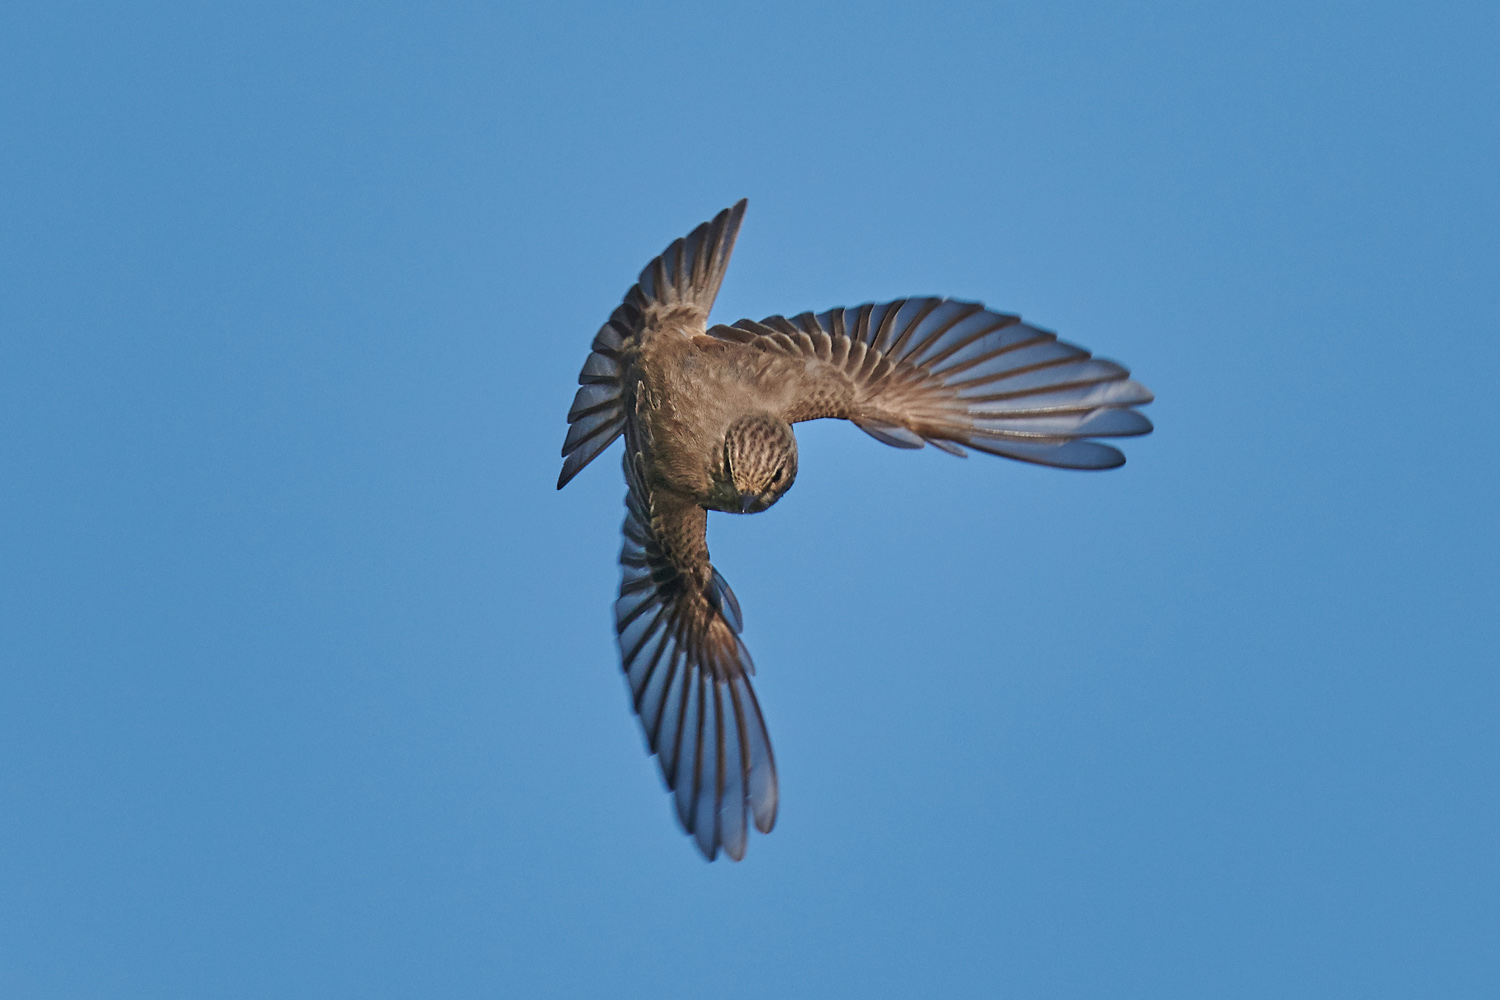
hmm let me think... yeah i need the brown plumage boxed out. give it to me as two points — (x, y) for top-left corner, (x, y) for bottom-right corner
(558, 200), (1154, 860)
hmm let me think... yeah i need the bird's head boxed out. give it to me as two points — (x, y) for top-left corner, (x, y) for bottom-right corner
(714, 413), (798, 514)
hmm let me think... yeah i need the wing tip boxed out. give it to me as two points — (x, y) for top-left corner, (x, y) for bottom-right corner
(1058, 441), (1128, 470)
(1092, 448), (1128, 471)
(965, 435), (1131, 470)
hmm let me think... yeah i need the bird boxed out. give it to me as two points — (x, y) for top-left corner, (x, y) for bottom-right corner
(557, 200), (1153, 861)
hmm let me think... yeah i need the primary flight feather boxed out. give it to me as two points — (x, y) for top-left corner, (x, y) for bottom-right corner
(558, 200), (1153, 861)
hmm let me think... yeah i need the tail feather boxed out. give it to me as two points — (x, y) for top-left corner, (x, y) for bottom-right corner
(632, 199), (746, 322)
(557, 325), (627, 488)
(559, 201), (749, 489)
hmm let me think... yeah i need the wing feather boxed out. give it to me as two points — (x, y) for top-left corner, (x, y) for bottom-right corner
(614, 442), (777, 862)
(708, 297), (1153, 470)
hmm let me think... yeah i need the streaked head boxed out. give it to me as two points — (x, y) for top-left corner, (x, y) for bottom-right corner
(717, 413), (798, 514)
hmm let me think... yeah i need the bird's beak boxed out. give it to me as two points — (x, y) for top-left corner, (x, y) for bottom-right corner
(738, 491), (758, 513)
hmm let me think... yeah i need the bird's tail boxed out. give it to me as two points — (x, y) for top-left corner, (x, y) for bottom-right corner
(559, 200), (748, 489)
(628, 198), (747, 327)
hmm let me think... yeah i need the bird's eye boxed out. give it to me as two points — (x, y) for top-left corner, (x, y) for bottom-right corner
(770, 466), (783, 485)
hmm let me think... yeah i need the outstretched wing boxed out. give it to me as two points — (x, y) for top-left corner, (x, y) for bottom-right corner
(709, 298), (1153, 469)
(615, 435), (777, 861)
(558, 199), (748, 489)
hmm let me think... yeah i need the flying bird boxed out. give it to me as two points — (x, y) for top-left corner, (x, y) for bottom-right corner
(558, 200), (1153, 861)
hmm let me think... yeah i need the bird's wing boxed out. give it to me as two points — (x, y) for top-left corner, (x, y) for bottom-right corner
(614, 428), (777, 861)
(709, 298), (1153, 469)
(558, 200), (748, 488)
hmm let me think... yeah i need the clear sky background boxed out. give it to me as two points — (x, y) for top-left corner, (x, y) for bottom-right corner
(3, 2), (1497, 997)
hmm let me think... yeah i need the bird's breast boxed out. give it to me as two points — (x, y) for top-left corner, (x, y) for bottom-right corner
(638, 345), (763, 501)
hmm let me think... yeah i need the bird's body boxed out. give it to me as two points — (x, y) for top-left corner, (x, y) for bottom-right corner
(558, 201), (1154, 861)
(633, 334), (772, 500)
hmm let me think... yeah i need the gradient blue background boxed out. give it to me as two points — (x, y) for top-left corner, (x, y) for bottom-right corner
(3, 2), (1496, 997)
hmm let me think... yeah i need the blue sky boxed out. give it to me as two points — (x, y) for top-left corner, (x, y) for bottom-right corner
(2, 1), (1497, 997)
